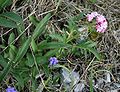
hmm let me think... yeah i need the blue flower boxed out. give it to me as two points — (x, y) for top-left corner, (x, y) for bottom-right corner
(6, 87), (17, 92)
(49, 57), (58, 65)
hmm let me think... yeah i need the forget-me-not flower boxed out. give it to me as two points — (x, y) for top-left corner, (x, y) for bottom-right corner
(6, 86), (17, 92)
(49, 57), (58, 65)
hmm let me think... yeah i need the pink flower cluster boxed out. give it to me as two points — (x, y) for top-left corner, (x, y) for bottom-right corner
(87, 12), (107, 33)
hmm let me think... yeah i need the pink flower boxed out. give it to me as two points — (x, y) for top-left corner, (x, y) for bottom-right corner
(87, 14), (93, 22)
(87, 12), (99, 22)
(91, 12), (99, 17)
(96, 24), (106, 33)
(96, 15), (107, 33)
(87, 12), (108, 33)
(96, 15), (106, 23)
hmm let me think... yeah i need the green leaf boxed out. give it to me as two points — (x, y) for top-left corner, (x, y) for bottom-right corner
(31, 39), (38, 52)
(46, 42), (71, 49)
(76, 41), (101, 60)
(9, 47), (15, 60)
(0, 55), (7, 68)
(90, 72), (94, 92)
(16, 24), (26, 43)
(8, 45), (17, 61)
(0, 17), (17, 28)
(0, 59), (12, 83)
(71, 12), (85, 21)
(8, 32), (15, 44)
(90, 0), (97, 3)
(38, 40), (47, 51)
(9, 45), (17, 53)
(12, 67), (29, 73)
(0, 0), (12, 10)
(13, 73), (24, 88)
(38, 42), (71, 50)
(31, 66), (39, 77)
(38, 42), (72, 50)
(32, 13), (51, 40)
(87, 47), (101, 60)
(44, 49), (58, 57)
(29, 15), (39, 26)
(42, 64), (50, 77)
(77, 40), (96, 48)
(0, 12), (24, 34)
(36, 56), (47, 65)
(31, 78), (37, 91)
(53, 64), (70, 72)
(0, 12), (23, 23)
(14, 36), (32, 63)
(25, 53), (34, 67)
(0, 45), (6, 49)
(67, 18), (77, 31)
(49, 33), (64, 42)
(0, 37), (31, 83)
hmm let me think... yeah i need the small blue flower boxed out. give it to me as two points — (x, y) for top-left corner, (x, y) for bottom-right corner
(49, 57), (58, 65)
(6, 87), (17, 92)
